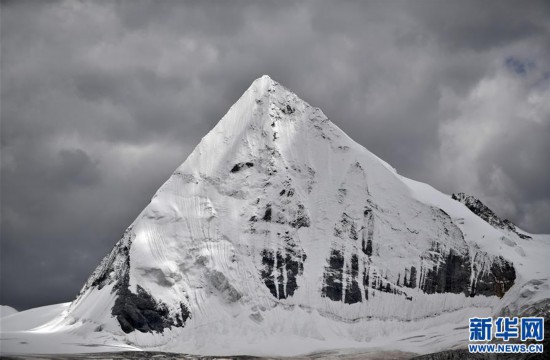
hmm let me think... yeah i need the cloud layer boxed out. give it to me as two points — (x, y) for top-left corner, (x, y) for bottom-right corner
(1, 0), (549, 310)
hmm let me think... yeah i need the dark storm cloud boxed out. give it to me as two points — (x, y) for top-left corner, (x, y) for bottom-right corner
(405, 0), (550, 51)
(1, 0), (549, 310)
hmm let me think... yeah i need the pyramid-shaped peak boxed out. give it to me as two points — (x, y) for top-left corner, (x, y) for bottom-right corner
(23, 69), (542, 359)
(247, 75), (304, 101)
(168, 74), (344, 185)
(258, 74), (274, 82)
(246, 74), (283, 96)
(247, 74), (273, 89)
(254, 74), (279, 86)
(214, 75), (317, 134)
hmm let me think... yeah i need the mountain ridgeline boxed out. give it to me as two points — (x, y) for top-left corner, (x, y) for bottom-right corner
(57, 76), (544, 355)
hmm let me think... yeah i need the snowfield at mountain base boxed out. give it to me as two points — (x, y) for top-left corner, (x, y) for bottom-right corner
(1, 76), (548, 358)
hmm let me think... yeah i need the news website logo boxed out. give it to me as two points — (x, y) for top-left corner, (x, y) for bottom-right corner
(468, 317), (544, 354)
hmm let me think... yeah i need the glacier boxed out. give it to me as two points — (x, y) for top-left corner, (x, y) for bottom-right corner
(1, 75), (548, 357)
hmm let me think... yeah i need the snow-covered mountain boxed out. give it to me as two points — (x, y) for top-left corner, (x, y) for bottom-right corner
(2, 75), (548, 357)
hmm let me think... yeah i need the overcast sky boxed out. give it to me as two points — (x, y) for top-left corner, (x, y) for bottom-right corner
(1, 0), (549, 310)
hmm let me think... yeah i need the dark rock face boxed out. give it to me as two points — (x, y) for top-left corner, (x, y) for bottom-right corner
(262, 204), (272, 222)
(85, 228), (135, 292)
(323, 211), (365, 303)
(110, 247), (190, 334)
(112, 283), (188, 334)
(452, 193), (531, 239)
(260, 234), (306, 299)
(321, 208), (410, 303)
(362, 209), (374, 256)
(471, 254), (516, 297)
(403, 266), (417, 289)
(320, 202), (515, 305)
(260, 249), (277, 297)
(419, 245), (471, 295)
(321, 249), (345, 302)
(247, 164), (311, 300)
(230, 162), (254, 173)
(415, 245), (515, 298)
(290, 203), (311, 229)
(321, 247), (407, 303)
(344, 254), (362, 304)
(250, 190), (310, 230)
(334, 213), (358, 240)
(281, 104), (295, 115)
(417, 242), (515, 298)
(112, 276), (190, 334)
(79, 228), (191, 334)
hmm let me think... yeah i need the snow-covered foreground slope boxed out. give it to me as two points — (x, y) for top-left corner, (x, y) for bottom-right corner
(1, 303), (140, 354)
(2, 76), (548, 357)
(0, 305), (18, 319)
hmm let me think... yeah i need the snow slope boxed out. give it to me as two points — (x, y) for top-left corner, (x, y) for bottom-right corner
(0, 305), (18, 319)
(1, 76), (548, 357)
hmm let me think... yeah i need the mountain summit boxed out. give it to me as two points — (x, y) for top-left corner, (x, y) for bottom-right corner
(3, 76), (548, 356)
